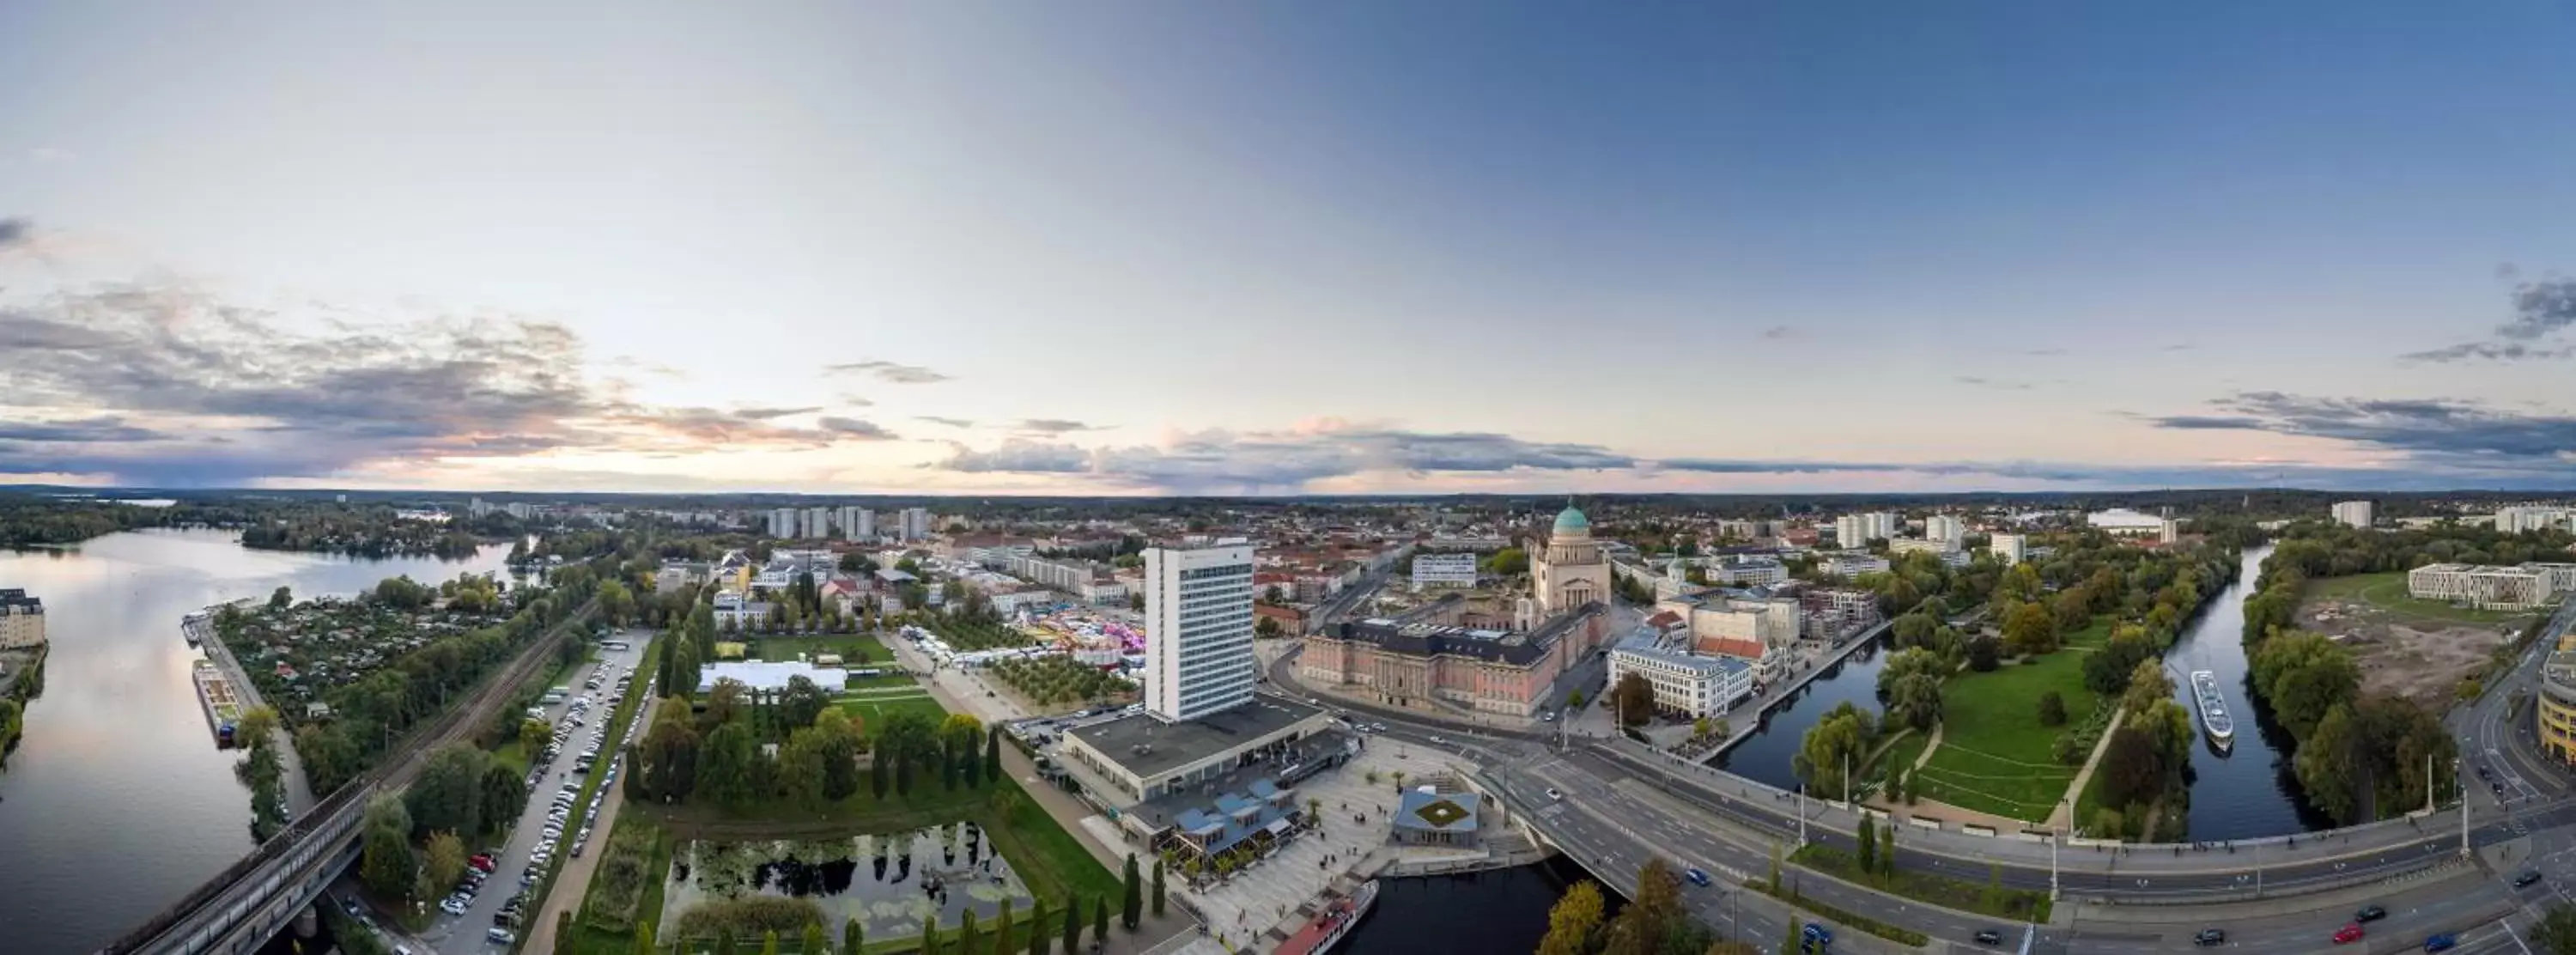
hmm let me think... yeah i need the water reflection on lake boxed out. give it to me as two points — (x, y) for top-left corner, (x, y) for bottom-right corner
(664, 824), (1034, 941)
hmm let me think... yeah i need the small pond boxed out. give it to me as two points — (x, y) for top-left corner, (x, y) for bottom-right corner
(662, 823), (1034, 941)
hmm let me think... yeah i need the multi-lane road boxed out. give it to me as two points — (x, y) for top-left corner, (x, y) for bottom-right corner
(1272, 592), (2576, 952)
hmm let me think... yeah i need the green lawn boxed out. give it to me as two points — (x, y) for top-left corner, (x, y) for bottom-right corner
(2061, 618), (2113, 648)
(745, 634), (896, 666)
(2304, 572), (2540, 627)
(833, 691), (950, 741)
(1911, 648), (2097, 824)
(1867, 727), (1929, 787)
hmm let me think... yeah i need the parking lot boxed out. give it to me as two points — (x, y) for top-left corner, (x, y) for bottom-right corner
(422, 633), (652, 952)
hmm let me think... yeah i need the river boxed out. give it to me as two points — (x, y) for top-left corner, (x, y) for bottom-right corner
(1716, 544), (2329, 842)
(0, 528), (516, 955)
(1340, 856), (1608, 955)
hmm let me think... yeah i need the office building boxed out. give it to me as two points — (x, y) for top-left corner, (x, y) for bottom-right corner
(1607, 629), (1753, 719)
(1412, 552), (1479, 588)
(0, 589), (44, 648)
(1143, 542), (1258, 722)
(2332, 501), (2375, 530)
(2408, 563), (2561, 610)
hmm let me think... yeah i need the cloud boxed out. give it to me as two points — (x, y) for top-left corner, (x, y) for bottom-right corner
(825, 360), (952, 384)
(1953, 375), (2032, 391)
(0, 280), (914, 484)
(0, 217), (30, 248)
(2148, 392), (2576, 461)
(27, 148), (76, 164)
(914, 416), (975, 429)
(1017, 418), (1107, 435)
(2160, 344), (2197, 352)
(2018, 348), (2069, 357)
(0, 417), (168, 443)
(2402, 277), (2576, 362)
(938, 440), (1093, 474)
(1759, 325), (1798, 340)
(834, 393), (876, 407)
(816, 417), (899, 440)
(933, 423), (1642, 492)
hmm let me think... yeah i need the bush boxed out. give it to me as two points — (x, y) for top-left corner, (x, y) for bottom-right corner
(2037, 691), (2067, 726)
(2051, 733), (2084, 766)
(579, 817), (663, 932)
(673, 897), (828, 943)
(1966, 636), (2001, 672)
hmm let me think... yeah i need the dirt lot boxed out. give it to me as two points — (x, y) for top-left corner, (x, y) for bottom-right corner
(2297, 597), (2523, 709)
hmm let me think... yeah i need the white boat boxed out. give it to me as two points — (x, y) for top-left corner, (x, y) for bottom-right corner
(2191, 670), (2233, 752)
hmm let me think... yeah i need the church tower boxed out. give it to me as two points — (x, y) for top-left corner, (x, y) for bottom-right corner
(1529, 503), (1611, 617)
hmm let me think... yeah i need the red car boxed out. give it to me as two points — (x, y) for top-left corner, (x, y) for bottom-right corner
(2333, 923), (2365, 945)
(469, 855), (496, 873)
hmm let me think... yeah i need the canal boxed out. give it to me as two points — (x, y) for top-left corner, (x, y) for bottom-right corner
(1340, 856), (1608, 955)
(1715, 544), (2329, 842)
(0, 528), (517, 955)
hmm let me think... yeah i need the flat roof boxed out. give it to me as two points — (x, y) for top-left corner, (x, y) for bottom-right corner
(1066, 697), (1327, 781)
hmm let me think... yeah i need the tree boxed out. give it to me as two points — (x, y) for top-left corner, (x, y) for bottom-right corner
(2252, 631), (2360, 739)
(1121, 853), (1142, 930)
(1063, 897), (1083, 954)
(2526, 902), (2576, 955)
(637, 922), (658, 955)
(844, 918), (865, 955)
(2002, 601), (2058, 656)
(1965, 635), (2002, 672)
(1881, 822), (1899, 877)
(671, 638), (703, 700)
(2294, 703), (2364, 824)
(702, 722), (760, 807)
(870, 745), (891, 799)
(781, 675), (831, 731)
(1792, 702), (1874, 800)
(270, 586), (293, 610)
(2098, 727), (2165, 809)
(424, 830), (467, 897)
(814, 709), (863, 801)
(778, 726), (829, 806)
(959, 910), (981, 955)
(995, 900), (1016, 955)
(1151, 857), (1166, 918)
(2121, 658), (2174, 715)
(521, 716), (555, 757)
(1856, 819), (1877, 873)
(1537, 879), (1607, 955)
(803, 922), (825, 955)
(408, 743), (489, 837)
(920, 918), (938, 955)
(236, 704), (280, 747)
(1601, 858), (1686, 955)
(559, 913), (580, 955)
(2036, 690), (2068, 726)
(481, 763), (527, 829)
(1093, 897), (1109, 947)
(1886, 673), (1943, 732)
(1612, 672), (1656, 726)
(704, 678), (749, 729)
(1026, 898), (1049, 955)
(986, 727), (1004, 783)
(360, 795), (417, 899)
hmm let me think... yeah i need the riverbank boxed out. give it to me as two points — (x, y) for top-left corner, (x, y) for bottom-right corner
(0, 642), (41, 771)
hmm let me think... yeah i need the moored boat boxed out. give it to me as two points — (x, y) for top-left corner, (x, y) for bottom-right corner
(1274, 879), (1378, 955)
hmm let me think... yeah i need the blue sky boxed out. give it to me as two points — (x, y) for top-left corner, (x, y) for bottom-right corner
(2, 3), (2572, 494)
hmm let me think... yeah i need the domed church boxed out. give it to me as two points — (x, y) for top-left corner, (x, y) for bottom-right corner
(1530, 504), (1612, 617)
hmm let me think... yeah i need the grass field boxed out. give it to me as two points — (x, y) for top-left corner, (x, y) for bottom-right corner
(2062, 618), (2113, 648)
(1909, 648), (2097, 824)
(834, 687), (951, 740)
(2304, 572), (2538, 627)
(747, 633), (896, 665)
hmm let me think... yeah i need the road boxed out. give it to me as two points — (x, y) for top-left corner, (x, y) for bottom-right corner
(417, 633), (652, 954)
(1264, 587), (2576, 952)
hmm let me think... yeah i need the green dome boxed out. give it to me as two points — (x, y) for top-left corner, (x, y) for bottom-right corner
(1552, 506), (1590, 533)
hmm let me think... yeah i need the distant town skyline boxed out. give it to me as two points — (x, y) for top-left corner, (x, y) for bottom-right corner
(3, 3), (2573, 495)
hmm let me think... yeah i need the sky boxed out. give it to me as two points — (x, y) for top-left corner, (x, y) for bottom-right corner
(3, 2), (2573, 496)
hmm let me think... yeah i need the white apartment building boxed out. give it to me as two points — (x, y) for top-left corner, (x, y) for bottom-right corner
(2409, 563), (2561, 610)
(900, 507), (931, 542)
(2497, 507), (2572, 534)
(1680, 594), (1801, 648)
(839, 506), (874, 542)
(1412, 552), (1479, 588)
(1822, 552), (1890, 577)
(1143, 542), (1258, 722)
(804, 506), (833, 540)
(0, 589), (44, 648)
(1709, 558), (1788, 587)
(1923, 515), (1965, 549)
(1833, 513), (1898, 547)
(1990, 533), (2026, 565)
(2331, 501), (2375, 530)
(768, 508), (798, 539)
(1608, 630), (1753, 720)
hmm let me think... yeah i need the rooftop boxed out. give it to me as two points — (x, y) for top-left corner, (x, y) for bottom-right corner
(1328, 601), (1604, 666)
(1394, 789), (1483, 833)
(0, 588), (39, 611)
(1066, 696), (1327, 781)
(1613, 628), (1752, 676)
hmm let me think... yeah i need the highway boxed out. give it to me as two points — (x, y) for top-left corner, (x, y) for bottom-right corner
(1263, 591), (2576, 952)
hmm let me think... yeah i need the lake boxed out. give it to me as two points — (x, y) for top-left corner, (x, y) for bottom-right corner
(664, 824), (1036, 943)
(0, 528), (515, 955)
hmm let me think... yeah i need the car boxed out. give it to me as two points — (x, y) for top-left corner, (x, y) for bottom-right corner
(1801, 924), (1832, 947)
(470, 855), (495, 873)
(2334, 923), (2365, 945)
(340, 897), (362, 916)
(2516, 870), (2545, 887)
(2494, 782), (2507, 795)
(2356, 905), (2387, 922)
(2193, 928), (2227, 946)
(1973, 929), (2004, 946)
(2476, 765), (2493, 780)
(1541, 711), (1556, 722)
(2425, 934), (2458, 952)
(439, 897), (467, 916)
(487, 928), (517, 945)
(1371, 723), (1388, 733)
(1546, 788), (1564, 800)
(1427, 734), (1445, 745)
(1682, 867), (1711, 887)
